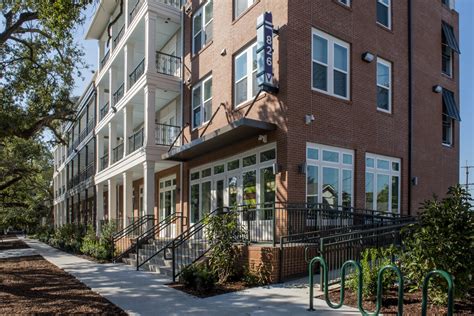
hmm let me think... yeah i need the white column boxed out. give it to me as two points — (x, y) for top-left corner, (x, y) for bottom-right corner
(144, 86), (156, 147)
(123, 171), (133, 228)
(108, 121), (117, 166)
(124, 0), (130, 28)
(145, 13), (157, 73)
(123, 105), (133, 155)
(124, 44), (129, 93)
(108, 178), (117, 220)
(96, 183), (104, 235)
(143, 161), (155, 217)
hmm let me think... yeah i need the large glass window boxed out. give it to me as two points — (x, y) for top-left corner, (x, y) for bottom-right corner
(192, 0), (213, 55)
(234, 42), (258, 107)
(192, 76), (212, 129)
(190, 184), (200, 222)
(306, 144), (354, 209)
(365, 153), (401, 213)
(312, 28), (350, 99)
(377, 0), (391, 29)
(234, 0), (255, 19)
(442, 31), (452, 77)
(442, 104), (454, 146)
(377, 58), (392, 113)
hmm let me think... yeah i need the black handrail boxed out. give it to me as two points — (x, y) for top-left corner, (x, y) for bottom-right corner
(129, 58), (145, 87)
(100, 50), (110, 69)
(129, 0), (144, 23)
(113, 24), (125, 49)
(200, 102), (225, 138)
(167, 122), (188, 152)
(113, 83), (125, 105)
(156, 51), (181, 76)
(112, 215), (154, 263)
(156, 123), (181, 146)
(100, 102), (110, 121)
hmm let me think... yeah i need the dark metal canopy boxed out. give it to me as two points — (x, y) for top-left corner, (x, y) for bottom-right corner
(442, 89), (461, 121)
(162, 118), (277, 161)
(442, 22), (461, 54)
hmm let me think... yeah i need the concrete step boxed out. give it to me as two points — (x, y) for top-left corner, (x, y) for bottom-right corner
(123, 258), (173, 278)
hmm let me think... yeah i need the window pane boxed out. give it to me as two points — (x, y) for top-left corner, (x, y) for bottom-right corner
(260, 167), (275, 217)
(235, 0), (251, 18)
(323, 150), (339, 163)
(307, 148), (318, 160)
(193, 33), (202, 54)
(201, 181), (212, 214)
(216, 179), (224, 209)
(243, 154), (256, 167)
(342, 170), (352, 208)
(377, 62), (390, 87)
(334, 70), (347, 97)
(201, 168), (211, 178)
(334, 44), (347, 71)
(192, 86), (201, 109)
(204, 100), (212, 122)
(214, 164), (224, 174)
(260, 149), (276, 162)
(252, 68), (258, 97)
(312, 35), (328, 64)
(191, 172), (200, 180)
(193, 13), (202, 35)
(235, 54), (247, 81)
(307, 165), (318, 196)
(391, 176), (399, 213)
(228, 159), (240, 170)
(313, 62), (327, 91)
(243, 170), (257, 206)
(377, 86), (389, 111)
(377, 2), (389, 27)
(193, 107), (201, 127)
(343, 154), (352, 165)
(228, 176), (238, 208)
(392, 162), (400, 172)
(377, 174), (390, 213)
(204, 78), (212, 100)
(205, 0), (213, 24)
(191, 184), (200, 222)
(377, 159), (390, 170)
(235, 77), (248, 105)
(322, 167), (339, 208)
(365, 172), (374, 209)
(204, 21), (213, 44)
(366, 157), (375, 168)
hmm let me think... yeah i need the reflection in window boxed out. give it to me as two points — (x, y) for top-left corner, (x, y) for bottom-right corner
(377, 174), (390, 213)
(306, 165), (318, 205)
(260, 167), (275, 219)
(366, 172), (374, 210)
(342, 170), (352, 208)
(322, 167), (339, 208)
(201, 181), (211, 215)
(191, 184), (200, 222)
(243, 170), (256, 206)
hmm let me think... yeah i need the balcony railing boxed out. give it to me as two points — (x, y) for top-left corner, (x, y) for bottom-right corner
(155, 123), (181, 146)
(78, 128), (88, 144)
(129, 0), (144, 23)
(113, 83), (125, 105)
(129, 58), (145, 87)
(128, 128), (144, 153)
(100, 102), (109, 121)
(112, 143), (124, 163)
(160, 0), (181, 9)
(156, 52), (181, 77)
(72, 137), (80, 150)
(86, 119), (95, 134)
(100, 153), (109, 171)
(100, 50), (110, 69)
(113, 24), (125, 49)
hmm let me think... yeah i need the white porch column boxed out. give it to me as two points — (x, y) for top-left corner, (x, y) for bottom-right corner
(108, 121), (117, 166)
(144, 86), (156, 147)
(123, 105), (133, 155)
(145, 12), (157, 73)
(143, 161), (155, 217)
(124, 0), (130, 28)
(96, 183), (104, 235)
(108, 178), (117, 221)
(123, 171), (133, 228)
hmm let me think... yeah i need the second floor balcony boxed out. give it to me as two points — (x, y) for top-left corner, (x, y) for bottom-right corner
(128, 128), (144, 154)
(156, 123), (180, 146)
(100, 153), (109, 171)
(113, 83), (125, 106)
(112, 143), (124, 164)
(100, 102), (110, 121)
(156, 52), (181, 77)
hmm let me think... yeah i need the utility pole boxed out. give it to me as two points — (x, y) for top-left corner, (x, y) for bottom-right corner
(461, 162), (474, 193)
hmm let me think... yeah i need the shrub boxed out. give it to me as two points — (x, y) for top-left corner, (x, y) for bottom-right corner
(242, 262), (272, 287)
(179, 263), (217, 292)
(401, 185), (474, 304)
(49, 223), (86, 253)
(204, 210), (245, 284)
(347, 246), (399, 299)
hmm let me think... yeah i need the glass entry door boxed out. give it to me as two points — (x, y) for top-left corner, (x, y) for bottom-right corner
(159, 177), (176, 238)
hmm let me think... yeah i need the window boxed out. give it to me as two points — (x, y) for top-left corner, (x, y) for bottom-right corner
(377, 58), (392, 112)
(442, 32), (452, 77)
(192, 76), (212, 129)
(376, 0), (391, 29)
(234, 0), (255, 19)
(234, 42), (258, 106)
(442, 104), (454, 145)
(365, 153), (400, 214)
(338, 0), (350, 6)
(192, 0), (213, 55)
(441, 88), (460, 146)
(312, 28), (350, 99)
(306, 143), (354, 209)
(442, 0), (453, 9)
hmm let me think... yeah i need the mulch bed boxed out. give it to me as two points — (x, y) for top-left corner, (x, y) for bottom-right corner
(168, 281), (248, 298)
(0, 249), (127, 314)
(318, 287), (474, 315)
(0, 236), (30, 250)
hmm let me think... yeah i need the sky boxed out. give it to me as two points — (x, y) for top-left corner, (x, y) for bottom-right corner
(73, 1), (474, 192)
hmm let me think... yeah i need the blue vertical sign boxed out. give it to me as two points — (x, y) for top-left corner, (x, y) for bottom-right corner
(256, 12), (275, 91)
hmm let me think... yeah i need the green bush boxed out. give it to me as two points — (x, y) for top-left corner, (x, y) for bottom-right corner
(179, 263), (217, 292)
(242, 262), (272, 287)
(48, 223), (86, 253)
(80, 224), (115, 261)
(347, 246), (399, 299)
(401, 185), (474, 304)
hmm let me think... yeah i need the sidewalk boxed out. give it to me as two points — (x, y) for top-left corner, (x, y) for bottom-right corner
(23, 238), (359, 316)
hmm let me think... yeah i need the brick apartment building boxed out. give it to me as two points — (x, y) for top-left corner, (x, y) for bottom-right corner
(52, 0), (460, 278)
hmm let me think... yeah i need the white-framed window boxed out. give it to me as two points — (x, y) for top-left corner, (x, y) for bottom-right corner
(338, 0), (351, 6)
(192, 0), (213, 55)
(442, 0), (454, 9)
(442, 29), (453, 77)
(192, 76), (212, 129)
(234, 0), (255, 19)
(312, 28), (350, 100)
(376, 57), (392, 113)
(442, 104), (454, 146)
(306, 143), (354, 209)
(234, 42), (258, 107)
(376, 0), (391, 29)
(365, 153), (401, 214)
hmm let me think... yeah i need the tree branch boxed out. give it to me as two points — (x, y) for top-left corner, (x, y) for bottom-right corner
(0, 11), (39, 46)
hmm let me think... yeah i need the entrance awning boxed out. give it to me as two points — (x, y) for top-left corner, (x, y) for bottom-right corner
(162, 118), (277, 161)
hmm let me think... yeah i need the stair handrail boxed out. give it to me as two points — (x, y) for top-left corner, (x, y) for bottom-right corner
(112, 215), (154, 262)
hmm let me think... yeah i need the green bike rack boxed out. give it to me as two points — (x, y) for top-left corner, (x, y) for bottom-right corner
(421, 270), (454, 316)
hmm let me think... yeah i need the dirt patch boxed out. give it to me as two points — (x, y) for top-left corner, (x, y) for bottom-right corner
(168, 281), (248, 298)
(0, 237), (30, 250)
(0, 255), (127, 315)
(317, 287), (473, 315)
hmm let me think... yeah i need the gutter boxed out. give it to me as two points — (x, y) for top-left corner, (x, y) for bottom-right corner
(407, 0), (413, 216)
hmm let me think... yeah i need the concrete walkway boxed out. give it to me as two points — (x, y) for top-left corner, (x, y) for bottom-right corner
(22, 238), (359, 316)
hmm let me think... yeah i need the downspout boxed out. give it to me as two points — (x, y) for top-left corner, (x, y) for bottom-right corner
(407, 0), (413, 216)
(106, 0), (124, 47)
(179, 3), (185, 233)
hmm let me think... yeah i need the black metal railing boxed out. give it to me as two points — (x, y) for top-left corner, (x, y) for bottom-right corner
(112, 215), (155, 263)
(100, 153), (109, 171)
(85, 162), (95, 179)
(129, 0), (144, 23)
(112, 143), (124, 163)
(128, 128), (144, 153)
(86, 119), (95, 134)
(113, 24), (125, 49)
(113, 83), (125, 105)
(156, 52), (181, 77)
(155, 123), (181, 146)
(78, 128), (88, 144)
(129, 58), (145, 87)
(100, 50), (110, 69)
(100, 102), (109, 121)
(72, 137), (80, 150)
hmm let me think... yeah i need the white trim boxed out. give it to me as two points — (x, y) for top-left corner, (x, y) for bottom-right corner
(311, 28), (350, 100)
(234, 42), (258, 108)
(376, 57), (392, 113)
(376, 0), (392, 29)
(234, 0), (255, 19)
(192, 0), (213, 55)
